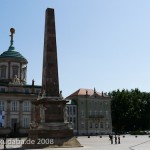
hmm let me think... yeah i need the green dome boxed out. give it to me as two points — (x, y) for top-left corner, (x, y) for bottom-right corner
(0, 28), (28, 63)
(0, 45), (28, 63)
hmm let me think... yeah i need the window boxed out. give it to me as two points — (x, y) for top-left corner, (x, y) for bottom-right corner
(1, 88), (5, 92)
(73, 107), (76, 115)
(23, 117), (30, 128)
(25, 89), (29, 94)
(99, 111), (102, 115)
(67, 117), (69, 122)
(73, 117), (76, 123)
(70, 117), (72, 123)
(11, 118), (17, 128)
(0, 110), (5, 127)
(100, 122), (103, 128)
(0, 65), (6, 78)
(89, 122), (92, 128)
(95, 123), (98, 128)
(67, 106), (69, 115)
(23, 101), (30, 112)
(70, 107), (72, 115)
(11, 101), (18, 112)
(36, 90), (40, 95)
(89, 102), (91, 106)
(12, 66), (19, 78)
(89, 110), (92, 116)
(106, 122), (109, 129)
(81, 110), (84, 116)
(0, 101), (4, 111)
(95, 110), (97, 116)
(81, 122), (84, 128)
(13, 88), (17, 92)
(106, 111), (108, 117)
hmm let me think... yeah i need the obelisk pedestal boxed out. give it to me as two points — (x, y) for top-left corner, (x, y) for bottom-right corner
(22, 8), (82, 148)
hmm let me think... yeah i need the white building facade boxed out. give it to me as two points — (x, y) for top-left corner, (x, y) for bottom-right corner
(66, 88), (112, 136)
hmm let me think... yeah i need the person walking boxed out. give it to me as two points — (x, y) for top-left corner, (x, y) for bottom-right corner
(118, 135), (120, 144)
(115, 135), (117, 144)
(3, 135), (7, 150)
(109, 135), (113, 144)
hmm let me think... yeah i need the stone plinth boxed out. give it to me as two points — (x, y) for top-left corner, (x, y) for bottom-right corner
(22, 97), (82, 148)
(33, 97), (67, 123)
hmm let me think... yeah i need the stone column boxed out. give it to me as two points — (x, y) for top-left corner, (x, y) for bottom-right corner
(19, 100), (23, 127)
(31, 103), (35, 122)
(20, 63), (22, 81)
(8, 62), (11, 79)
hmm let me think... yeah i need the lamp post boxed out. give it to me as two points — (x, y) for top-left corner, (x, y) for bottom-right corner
(85, 90), (88, 136)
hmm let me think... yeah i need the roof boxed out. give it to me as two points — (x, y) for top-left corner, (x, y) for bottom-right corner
(0, 45), (28, 63)
(66, 88), (109, 99)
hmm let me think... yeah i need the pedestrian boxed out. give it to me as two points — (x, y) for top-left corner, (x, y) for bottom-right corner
(118, 135), (120, 144)
(3, 135), (7, 150)
(109, 135), (113, 144)
(109, 134), (111, 140)
(115, 135), (117, 144)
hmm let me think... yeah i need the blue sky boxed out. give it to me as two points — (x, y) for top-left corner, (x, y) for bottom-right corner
(1, 0), (150, 97)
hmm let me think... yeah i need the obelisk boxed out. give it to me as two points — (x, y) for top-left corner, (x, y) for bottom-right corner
(42, 8), (59, 97)
(23, 8), (82, 148)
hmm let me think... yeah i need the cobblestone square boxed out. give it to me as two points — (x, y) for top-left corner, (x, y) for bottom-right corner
(0, 135), (149, 150)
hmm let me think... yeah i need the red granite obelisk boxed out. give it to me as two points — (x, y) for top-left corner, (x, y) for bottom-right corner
(42, 8), (59, 97)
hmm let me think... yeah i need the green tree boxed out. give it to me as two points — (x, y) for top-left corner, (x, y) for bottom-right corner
(110, 89), (150, 133)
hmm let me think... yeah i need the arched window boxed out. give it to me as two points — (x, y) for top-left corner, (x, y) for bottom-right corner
(12, 65), (19, 78)
(0, 65), (6, 79)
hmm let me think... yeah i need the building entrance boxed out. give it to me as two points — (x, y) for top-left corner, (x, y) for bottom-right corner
(11, 118), (17, 132)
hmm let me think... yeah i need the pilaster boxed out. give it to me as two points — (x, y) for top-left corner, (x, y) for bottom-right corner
(6, 100), (11, 127)
(19, 100), (23, 127)
(8, 61), (11, 79)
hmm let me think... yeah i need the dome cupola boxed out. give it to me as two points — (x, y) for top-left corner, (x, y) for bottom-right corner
(0, 28), (28, 85)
